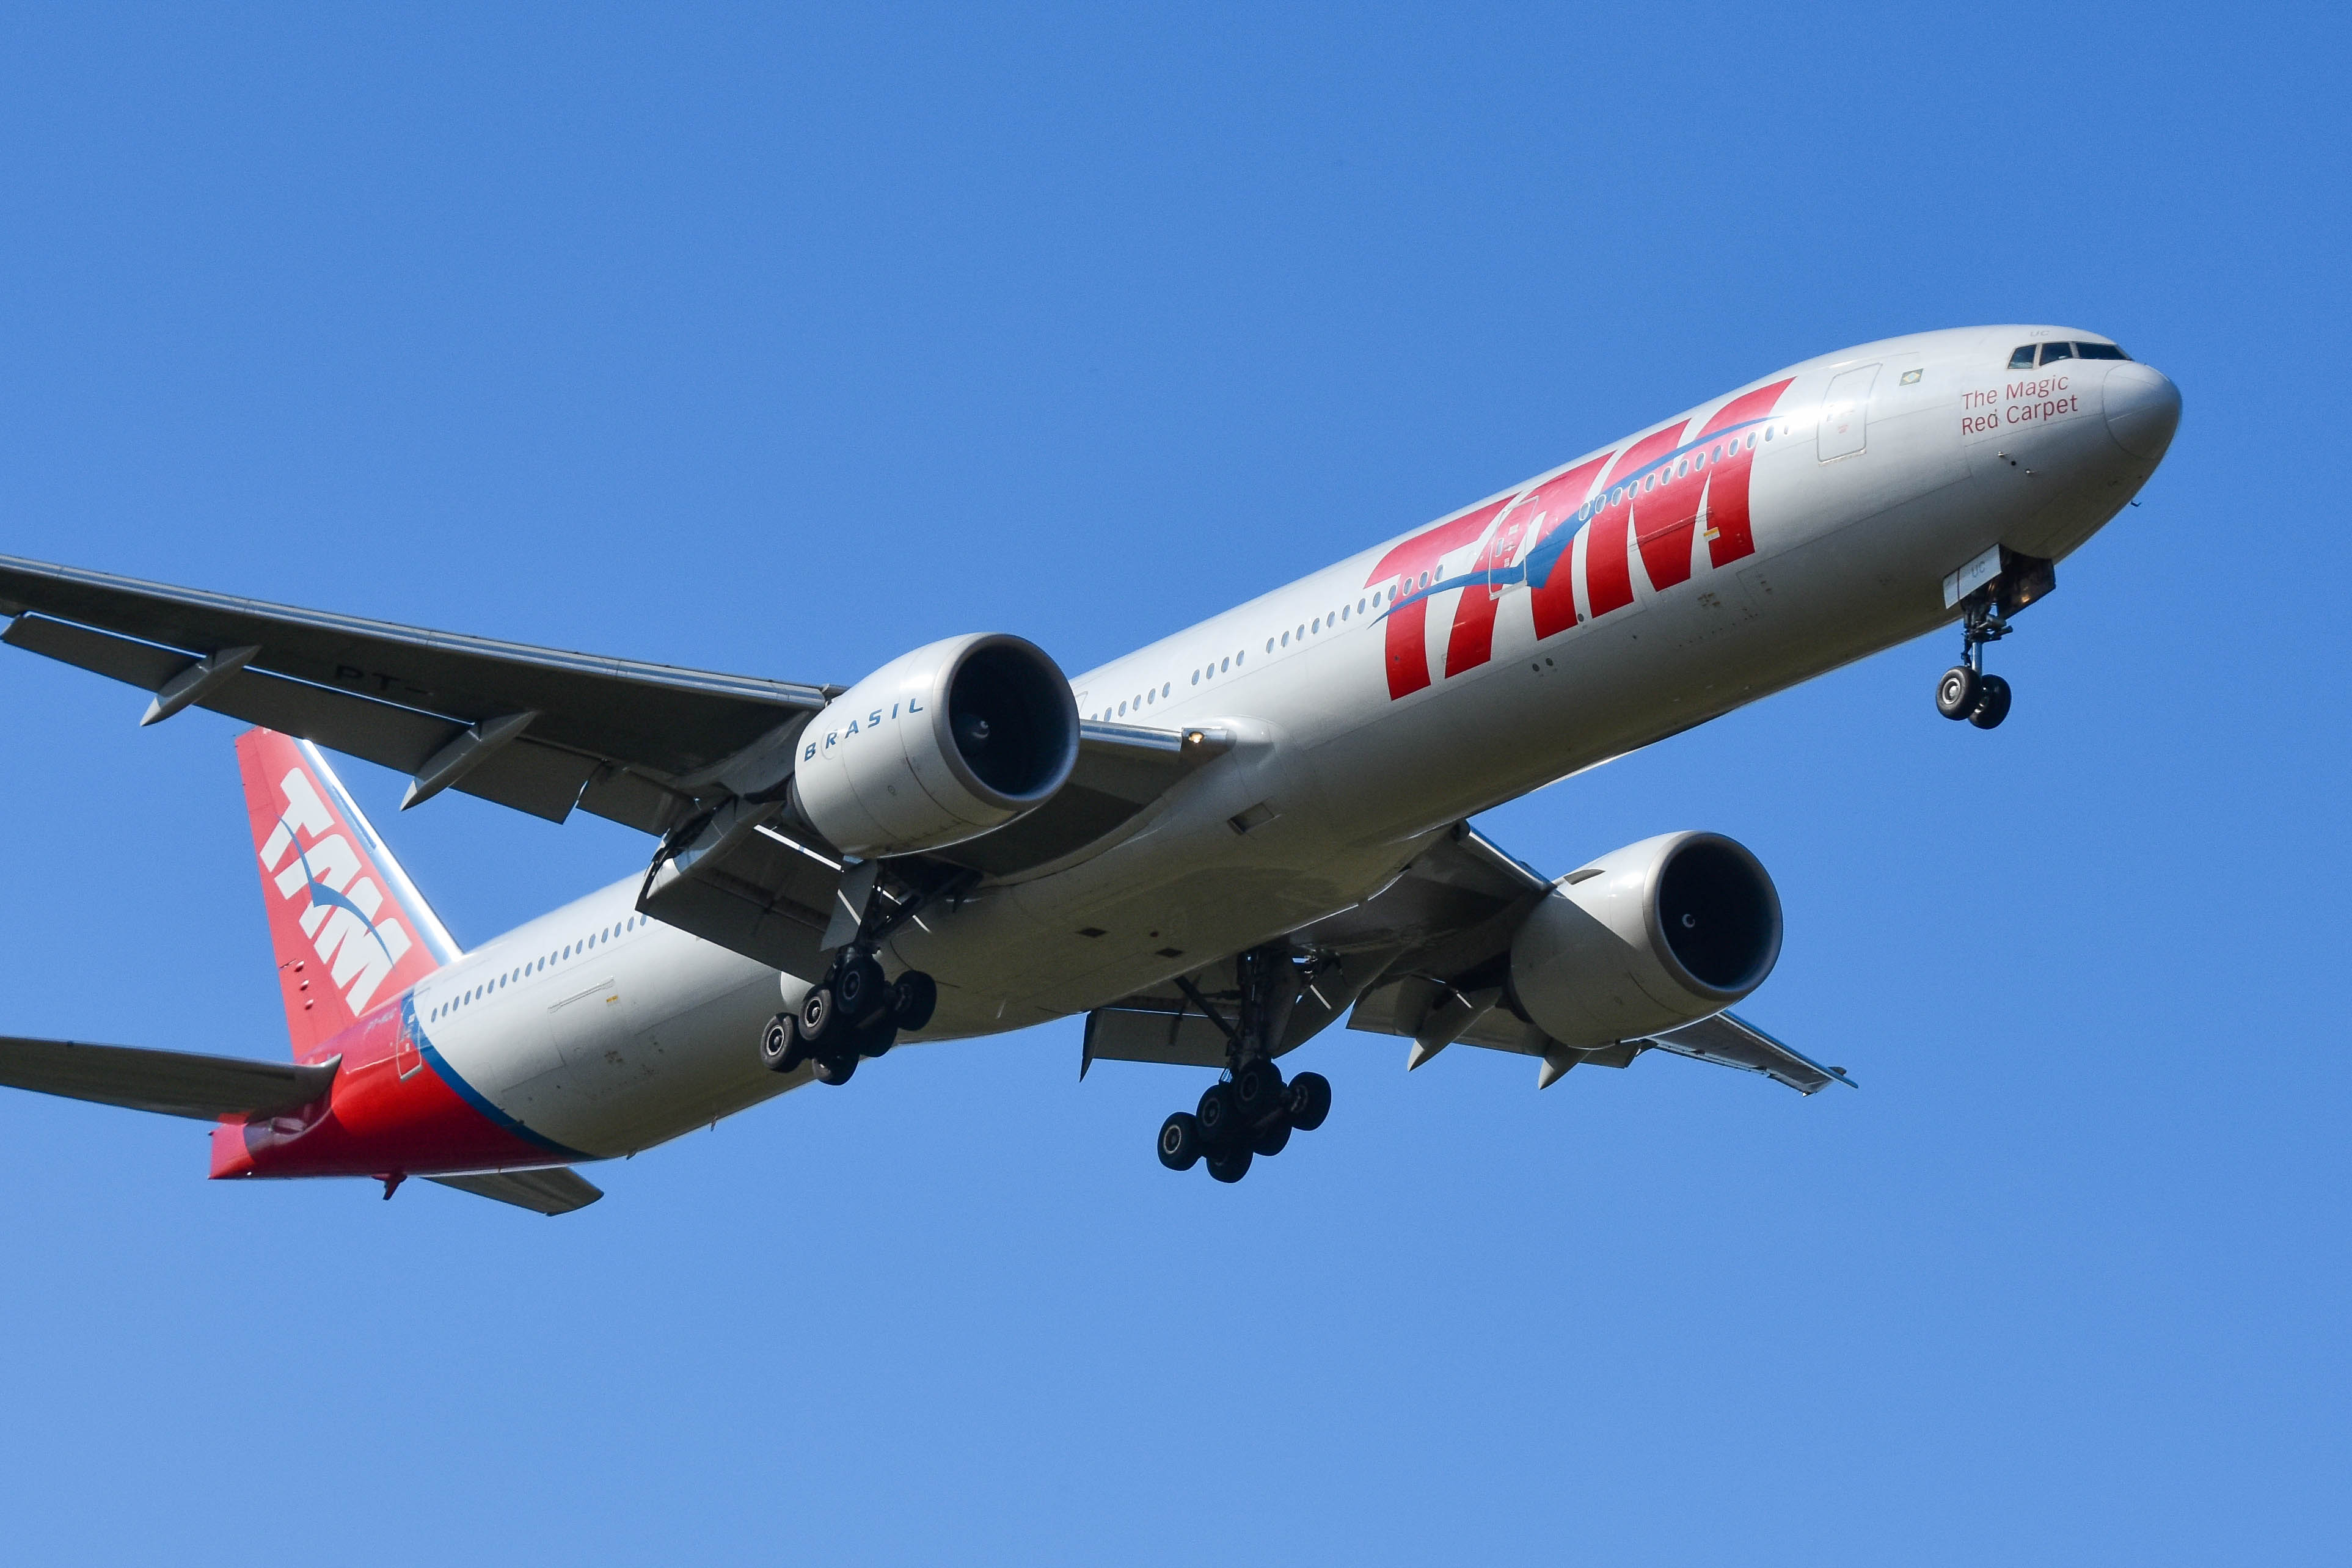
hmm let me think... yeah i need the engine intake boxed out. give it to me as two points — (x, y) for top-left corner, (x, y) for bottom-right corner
(789, 633), (1079, 858)
(1508, 831), (1781, 1051)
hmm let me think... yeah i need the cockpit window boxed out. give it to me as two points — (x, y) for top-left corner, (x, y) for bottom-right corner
(2010, 341), (2130, 368)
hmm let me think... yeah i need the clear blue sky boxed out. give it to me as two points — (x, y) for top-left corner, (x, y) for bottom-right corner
(0, 5), (2342, 1564)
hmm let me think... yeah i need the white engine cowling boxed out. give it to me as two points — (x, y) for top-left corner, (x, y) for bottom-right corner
(788, 633), (1079, 858)
(1509, 831), (1782, 1050)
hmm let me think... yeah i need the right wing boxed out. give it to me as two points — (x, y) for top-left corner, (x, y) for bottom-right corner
(0, 1035), (337, 1121)
(0, 553), (836, 835)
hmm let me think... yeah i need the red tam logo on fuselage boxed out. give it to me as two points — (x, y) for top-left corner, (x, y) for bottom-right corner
(1365, 377), (1794, 699)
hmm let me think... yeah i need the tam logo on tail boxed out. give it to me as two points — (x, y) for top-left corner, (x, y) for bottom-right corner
(236, 729), (448, 1056)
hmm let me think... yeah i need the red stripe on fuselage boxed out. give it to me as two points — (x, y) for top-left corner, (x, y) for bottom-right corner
(209, 997), (556, 1181)
(1690, 378), (1794, 569)
(1367, 498), (1509, 699)
(1585, 425), (1686, 617)
(1512, 456), (1610, 643)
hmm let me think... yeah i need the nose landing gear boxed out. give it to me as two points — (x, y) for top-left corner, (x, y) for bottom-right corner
(1935, 550), (2054, 731)
(1152, 947), (1334, 1183)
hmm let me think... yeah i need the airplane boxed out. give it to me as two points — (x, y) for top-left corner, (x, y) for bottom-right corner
(0, 324), (2179, 1212)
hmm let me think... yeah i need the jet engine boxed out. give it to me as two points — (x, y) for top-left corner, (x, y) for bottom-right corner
(1508, 831), (1782, 1049)
(788, 633), (1079, 858)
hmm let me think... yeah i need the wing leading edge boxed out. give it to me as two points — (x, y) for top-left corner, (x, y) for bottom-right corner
(0, 553), (833, 835)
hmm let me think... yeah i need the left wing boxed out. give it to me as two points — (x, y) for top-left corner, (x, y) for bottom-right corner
(0, 553), (835, 835)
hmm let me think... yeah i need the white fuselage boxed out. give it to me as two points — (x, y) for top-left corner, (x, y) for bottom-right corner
(412, 324), (2170, 1159)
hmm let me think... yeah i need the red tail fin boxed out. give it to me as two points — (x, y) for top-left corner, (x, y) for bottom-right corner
(235, 729), (456, 1059)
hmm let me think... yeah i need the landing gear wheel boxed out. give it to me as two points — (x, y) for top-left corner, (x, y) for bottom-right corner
(1158, 1112), (1203, 1171)
(1968, 674), (2012, 729)
(1936, 666), (1981, 720)
(798, 984), (840, 1052)
(834, 954), (888, 1026)
(888, 971), (938, 1032)
(1205, 1147), (1254, 1184)
(1196, 1081), (1241, 1146)
(758, 1012), (803, 1074)
(811, 1052), (858, 1086)
(1252, 1119), (1292, 1157)
(1232, 1057), (1286, 1122)
(1287, 1071), (1331, 1132)
(857, 1021), (898, 1060)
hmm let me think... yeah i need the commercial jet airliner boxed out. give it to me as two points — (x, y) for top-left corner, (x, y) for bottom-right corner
(0, 324), (2179, 1211)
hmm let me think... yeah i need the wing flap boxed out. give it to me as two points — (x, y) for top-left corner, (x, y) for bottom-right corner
(1641, 1012), (1854, 1095)
(427, 1167), (604, 1215)
(0, 1035), (337, 1121)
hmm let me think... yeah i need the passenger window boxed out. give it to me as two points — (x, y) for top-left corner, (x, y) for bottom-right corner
(1222, 657), (1230, 671)
(1280, 632), (1288, 646)
(1311, 618), (1320, 633)
(2075, 341), (2129, 360)
(2008, 345), (2036, 368)
(2039, 341), (2074, 365)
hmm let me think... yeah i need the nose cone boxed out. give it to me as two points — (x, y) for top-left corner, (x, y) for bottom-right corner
(2103, 362), (2181, 461)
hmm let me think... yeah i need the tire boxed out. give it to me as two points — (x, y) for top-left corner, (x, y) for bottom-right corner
(1233, 1057), (1286, 1123)
(1287, 1071), (1332, 1132)
(798, 984), (839, 1049)
(835, 954), (888, 1026)
(1196, 1081), (1241, 1145)
(1158, 1112), (1203, 1171)
(1253, 1118), (1292, 1157)
(1205, 1147), (1253, 1184)
(1968, 674), (2012, 729)
(811, 1051), (858, 1086)
(758, 1012), (803, 1074)
(1936, 665), (1981, 720)
(857, 1021), (898, 1060)
(889, 971), (938, 1032)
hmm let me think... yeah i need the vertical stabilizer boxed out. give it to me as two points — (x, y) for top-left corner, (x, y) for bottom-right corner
(235, 729), (458, 1059)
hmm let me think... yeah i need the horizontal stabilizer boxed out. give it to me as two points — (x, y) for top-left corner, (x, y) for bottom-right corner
(428, 1167), (604, 1215)
(1642, 1012), (1854, 1095)
(0, 1035), (337, 1121)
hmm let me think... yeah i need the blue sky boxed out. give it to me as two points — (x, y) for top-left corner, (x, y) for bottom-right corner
(0, 5), (2343, 1563)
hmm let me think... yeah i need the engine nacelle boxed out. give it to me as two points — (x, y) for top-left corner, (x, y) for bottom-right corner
(788, 633), (1079, 858)
(1509, 831), (1782, 1050)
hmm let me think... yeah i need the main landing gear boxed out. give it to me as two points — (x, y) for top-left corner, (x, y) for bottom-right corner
(756, 865), (957, 1086)
(1152, 947), (1333, 1183)
(1935, 601), (2014, 731)
(759, 953), (936, 1085)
